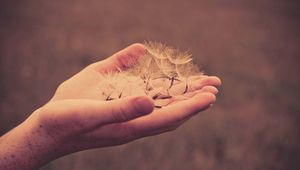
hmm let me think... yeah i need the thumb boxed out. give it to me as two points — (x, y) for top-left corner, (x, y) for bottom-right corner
(48, 96), (154, 127)
(98, 96), (154, 124)
(90, 43), (146, 73)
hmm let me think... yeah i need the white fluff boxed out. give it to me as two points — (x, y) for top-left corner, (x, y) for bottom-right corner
(99, 42), (203, 108)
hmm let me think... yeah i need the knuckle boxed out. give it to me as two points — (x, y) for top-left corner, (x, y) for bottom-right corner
(200, 78), (211, 85)
(129, 99), (140, 115)
(113, 98), (139, 122)
(112, 105), (130, 122)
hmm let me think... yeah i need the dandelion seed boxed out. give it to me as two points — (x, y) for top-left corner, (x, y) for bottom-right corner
(99, 42), (203, 108)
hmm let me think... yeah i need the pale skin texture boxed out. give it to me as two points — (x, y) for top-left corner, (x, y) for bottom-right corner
(0, 43), (221, 170)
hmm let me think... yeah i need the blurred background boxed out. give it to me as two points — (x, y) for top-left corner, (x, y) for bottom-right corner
(0, 0), (299, 169)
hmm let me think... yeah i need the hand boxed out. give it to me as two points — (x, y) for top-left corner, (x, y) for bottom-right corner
(0, 43), (221, 170)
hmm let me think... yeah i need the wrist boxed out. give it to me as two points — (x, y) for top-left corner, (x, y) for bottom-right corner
(0, 109), (64, 170)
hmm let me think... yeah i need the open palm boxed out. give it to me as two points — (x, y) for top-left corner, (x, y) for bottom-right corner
(40, 43), (221, 153)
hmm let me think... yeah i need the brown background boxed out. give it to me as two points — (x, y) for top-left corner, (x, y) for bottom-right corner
(1, 0), (300, 169)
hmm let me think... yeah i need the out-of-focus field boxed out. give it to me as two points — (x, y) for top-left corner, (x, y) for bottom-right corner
(0, 0), (299, 169)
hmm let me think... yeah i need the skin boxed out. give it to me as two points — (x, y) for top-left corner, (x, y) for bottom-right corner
(0, 43), (221, 170)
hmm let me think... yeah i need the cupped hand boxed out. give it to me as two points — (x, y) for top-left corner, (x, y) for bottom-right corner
(0, 43), (221, 170)
(35, 43), (221, 154)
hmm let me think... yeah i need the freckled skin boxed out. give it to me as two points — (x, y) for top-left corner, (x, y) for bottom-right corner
(0, 43), (221, 170)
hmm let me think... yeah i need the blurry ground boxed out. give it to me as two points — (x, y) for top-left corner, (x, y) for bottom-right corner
(1, 0), (300, 169)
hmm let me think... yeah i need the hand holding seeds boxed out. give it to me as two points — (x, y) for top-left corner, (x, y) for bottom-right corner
(0, 43), (221, 170)
(46, 42), (221, 151)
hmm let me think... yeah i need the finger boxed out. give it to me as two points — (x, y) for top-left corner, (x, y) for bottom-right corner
(200, 86), (219, 94)
(84, 92), (216, 143)
(173, 86), (219, 101)
(154, 86), (218, 107)
(189, 75), (208, 80)
(90, 43), (146, 73)
(159, 76), (221, 96)
(129, 92), (216, 136)
(147, 76), (220, 97)
(98, 96), (154, 124)
(189, 76), (222, 91)
(49, 96), (154, 132)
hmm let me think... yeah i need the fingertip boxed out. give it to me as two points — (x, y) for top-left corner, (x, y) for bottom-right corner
(112, 43), (147, 70)
(124, 43), (147, 61)
(201, 86), (219, 94)
(210, 76), (222, 86)
(88, 43), (147, 73)
(133, 96), (155, 115)
(194, 76), (222, 90)
(129, 43), (147, 54)
(195, 92), (216, 104)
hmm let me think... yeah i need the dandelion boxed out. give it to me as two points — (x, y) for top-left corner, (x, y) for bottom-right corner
(100, 42), (203, 108)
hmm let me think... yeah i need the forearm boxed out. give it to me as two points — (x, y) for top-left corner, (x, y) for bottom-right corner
(0, 110), (62, 170)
